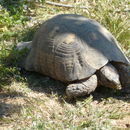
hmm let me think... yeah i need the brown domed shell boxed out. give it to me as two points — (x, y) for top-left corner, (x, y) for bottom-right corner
(24, 14), (130, 82)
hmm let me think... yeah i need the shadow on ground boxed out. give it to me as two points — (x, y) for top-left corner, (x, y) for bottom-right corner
(0, 91), (26, 120)
(20, 69), (66, 96)
(19, 69), (130, 104)
(0, 102), (21, 117)
(0, 0), (32, 16)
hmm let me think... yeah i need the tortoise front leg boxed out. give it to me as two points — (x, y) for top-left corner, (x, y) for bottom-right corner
(66, 75), (97, 98)
(97, 63), (121, 89)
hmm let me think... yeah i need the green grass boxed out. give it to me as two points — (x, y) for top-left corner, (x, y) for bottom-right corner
(0, 0), (130, 129)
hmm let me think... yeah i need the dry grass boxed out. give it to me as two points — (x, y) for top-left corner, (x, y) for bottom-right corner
(0, 82), (130, 129)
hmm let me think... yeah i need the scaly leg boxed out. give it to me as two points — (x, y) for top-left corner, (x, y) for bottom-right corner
(66, 75), (97, 98)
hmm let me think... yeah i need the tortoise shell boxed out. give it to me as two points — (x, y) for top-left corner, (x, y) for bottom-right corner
(24, 14), (129, 82)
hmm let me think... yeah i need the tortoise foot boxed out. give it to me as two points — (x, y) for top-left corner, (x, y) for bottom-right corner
(97, 63), (121, 89)
(66, 75), (97, 98)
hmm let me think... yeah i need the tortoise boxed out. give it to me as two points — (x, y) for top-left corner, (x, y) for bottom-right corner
(17, 14), (130, 98)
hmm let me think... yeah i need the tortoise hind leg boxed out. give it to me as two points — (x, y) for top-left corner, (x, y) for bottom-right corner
(66, 75), (97, 98)
(97, 63), (121, 89)
(16, 41), (34, 71)
(16, 41), (32, 51)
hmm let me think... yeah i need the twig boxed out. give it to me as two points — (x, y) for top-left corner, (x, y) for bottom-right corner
(45, 1), (90, 9)
(45, 1), (130, 13)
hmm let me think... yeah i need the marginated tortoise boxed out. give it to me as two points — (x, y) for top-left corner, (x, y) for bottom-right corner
(17, 14), (130, 98)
